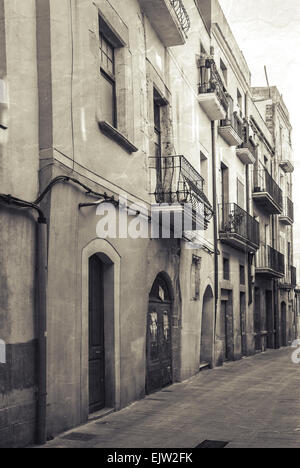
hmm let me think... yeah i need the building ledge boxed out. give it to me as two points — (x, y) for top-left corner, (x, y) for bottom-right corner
(219, 232), (259, 253)
(218, 125), (243, 147)
(198, 93), (227, 121)
(138, 0), (187, 47)
(255, 267), (284, 279)
(99, 121), (138, 154)
(279, 214), (294, 226)
(279, 160), (294, 173)
(151, 203), (209, 236)
(236, 147), (256, 165)
(252, 192), (282, 215)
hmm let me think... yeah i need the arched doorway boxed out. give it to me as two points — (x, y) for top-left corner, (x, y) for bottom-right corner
(200, 286), (214, 367)
(281, 302), (287, 347)
(146, 274), (173, 394)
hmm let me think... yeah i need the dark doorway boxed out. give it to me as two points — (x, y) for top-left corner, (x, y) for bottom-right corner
(146, 274), (172, 394)
(266, 290), (274, 349)
(200, 286), (214, 366)
(89, 255), (105, 413)
(240, 292), (247, 356)
(254, 287), (261, 351)
(220, 291), (233, 362)
(281, 302), (287, 347)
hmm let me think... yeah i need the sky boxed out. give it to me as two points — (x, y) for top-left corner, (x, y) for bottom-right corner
(218, 0), (300, 253)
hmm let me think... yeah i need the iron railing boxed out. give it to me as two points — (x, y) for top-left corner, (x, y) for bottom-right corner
(149, 155), (213, 222)
(220, 111), (244, 140)
(219, 203), (260, 247)
(282, 197), (294, 222)
(256, 243), (285, 275)
(170, 0), (191, 34)
(253, 169), (283, 210)
(238, 121), (256, 157)
(199, 57), (229, 113)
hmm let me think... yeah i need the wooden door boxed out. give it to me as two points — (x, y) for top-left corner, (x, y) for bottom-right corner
(281, 303), (287, 347)
(221, 300), (230, 361)
(240, 292), (247, 356)
(146, 302), (172, 394)
(89, 255), (105, 413)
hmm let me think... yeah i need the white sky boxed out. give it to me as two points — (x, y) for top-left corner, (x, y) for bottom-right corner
(219, 0), (300, 251)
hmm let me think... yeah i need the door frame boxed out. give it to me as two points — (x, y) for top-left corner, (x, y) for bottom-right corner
(146, 273), (174, 395)
(81, 239), (121, 422)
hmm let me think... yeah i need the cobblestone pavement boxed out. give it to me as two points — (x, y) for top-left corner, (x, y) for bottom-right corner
(42, 348), (300, 448)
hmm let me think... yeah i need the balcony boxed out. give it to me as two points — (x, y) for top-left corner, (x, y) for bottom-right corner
(236, 122), (256, 165)
(279, 197), (294, 225)
(279, 266), (297, 290)
(138, 0), (190, 47)
(150, 155), (213, 234)
(253, 169), (283, 214)
(256, 244), (285, 279)
(219, 203), (260, 253)
(219, 111), (243, 147)
(279, 147), (294, 173)
(198, 57), (228, 121)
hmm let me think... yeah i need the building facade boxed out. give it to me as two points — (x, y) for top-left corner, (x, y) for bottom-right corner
(0, 0), (297, 447)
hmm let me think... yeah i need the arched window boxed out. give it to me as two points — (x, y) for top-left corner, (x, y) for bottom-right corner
(149, 274), (172, 303)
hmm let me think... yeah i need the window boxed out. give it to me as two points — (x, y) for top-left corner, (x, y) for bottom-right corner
(154, 89), (162, 159)
(220, 58), (227, 85)
(240, 265), (245, 285)
(223, 257), (230, 281)
(191, 255), (201, 300)
(99, 32), (116, 127)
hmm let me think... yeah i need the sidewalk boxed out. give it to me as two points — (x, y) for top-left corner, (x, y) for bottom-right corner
(42, 348), (300, 449)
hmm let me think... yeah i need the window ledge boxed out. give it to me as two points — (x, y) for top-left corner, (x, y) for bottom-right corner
(99, 121), (138, 154)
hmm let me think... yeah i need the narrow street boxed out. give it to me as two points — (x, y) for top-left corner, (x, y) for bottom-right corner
(42, 348), (300, 449)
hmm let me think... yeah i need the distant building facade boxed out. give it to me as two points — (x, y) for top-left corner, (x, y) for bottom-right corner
(0, 0), (297, 447)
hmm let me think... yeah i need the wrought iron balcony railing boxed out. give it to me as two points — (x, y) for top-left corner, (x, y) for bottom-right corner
(170, 0), (191, 35)
(256, 243), (285, 277)
(150, 155), (213, 229)
(239, 122), (256, 157)
(279, 265), (297, 289)
(198, 57), (229, 113)
(280, 197), (294, 223)
(219, 203), (260, 250)
(220, 112), (243, 140)
(253, 169), (283, 213)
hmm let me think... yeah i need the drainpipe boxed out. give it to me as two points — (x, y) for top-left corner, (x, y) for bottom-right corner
(0, 195), (48, 445)
(212, 121), (219, 344)
(36, 215), (47, 445)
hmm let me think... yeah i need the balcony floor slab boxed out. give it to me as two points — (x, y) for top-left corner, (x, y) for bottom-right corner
(198, 93), (227, 121)
(219, 232), (259, 253)
(252, 192), (282, 215)
(218, 126), (243, 147)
